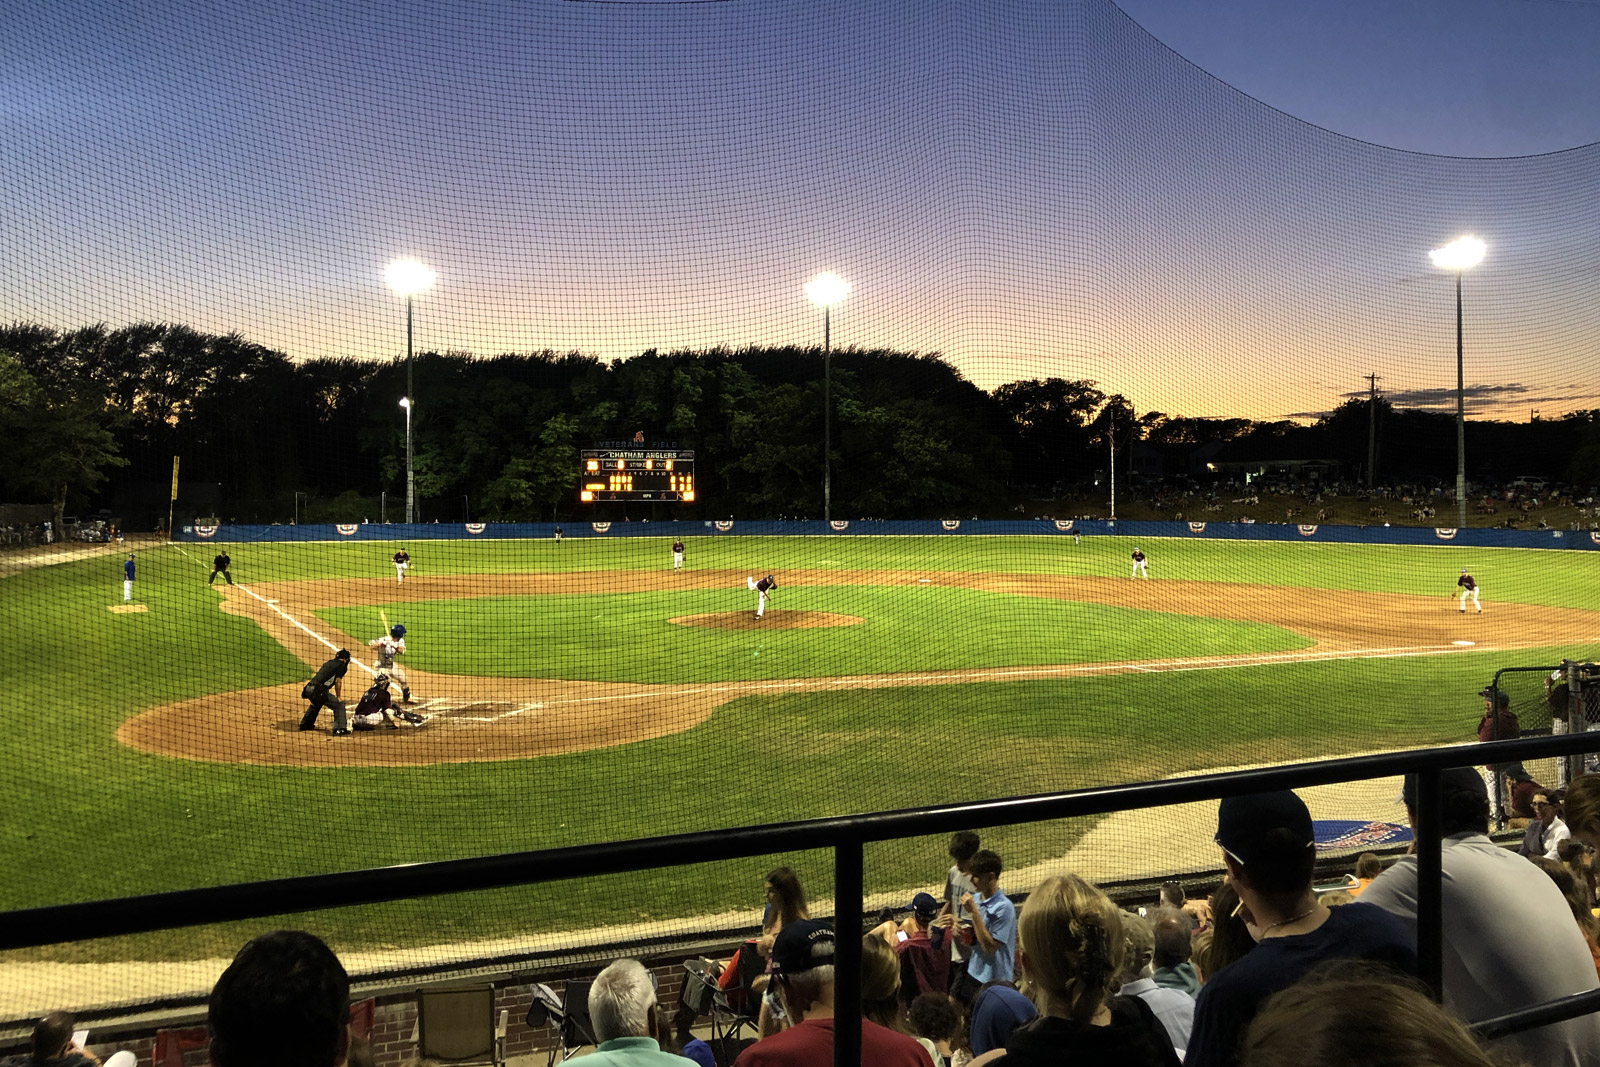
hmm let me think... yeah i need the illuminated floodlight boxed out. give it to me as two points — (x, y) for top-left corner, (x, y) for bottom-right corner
(399, 397), (410, 409)
(384, 258), (437, 297)
(1428, 236), (1486, 272)
(804, 272), (851, 308)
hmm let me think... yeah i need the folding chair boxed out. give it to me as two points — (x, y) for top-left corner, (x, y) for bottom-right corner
(526, 979), (597, 1065)
(415, 984), (505, 1067)
(706, 943), (767, 1062)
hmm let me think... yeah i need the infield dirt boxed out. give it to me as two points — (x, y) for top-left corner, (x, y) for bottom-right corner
(116, 568), (1599, 768)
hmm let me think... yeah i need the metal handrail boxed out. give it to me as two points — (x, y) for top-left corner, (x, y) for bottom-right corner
(5, 732), (1599, 1064)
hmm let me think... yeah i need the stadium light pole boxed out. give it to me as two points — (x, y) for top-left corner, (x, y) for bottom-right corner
(385, 259), (436, 524)
(1428, 236), (1486, 532)
(399, 396), (412, 522)
(805, 272), (850, 522)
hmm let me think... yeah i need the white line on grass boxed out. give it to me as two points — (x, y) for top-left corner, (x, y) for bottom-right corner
(507, 641), (1499, 713)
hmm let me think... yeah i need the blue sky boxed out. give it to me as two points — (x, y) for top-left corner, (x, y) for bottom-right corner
(2, 0), (1596, 420)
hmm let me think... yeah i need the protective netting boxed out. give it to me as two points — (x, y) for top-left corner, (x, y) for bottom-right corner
(2, 0), (1599, 1024)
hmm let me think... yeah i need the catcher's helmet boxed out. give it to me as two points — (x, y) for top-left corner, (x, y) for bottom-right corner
(373, 672), (390, 687)
(390, 624), (406, 638)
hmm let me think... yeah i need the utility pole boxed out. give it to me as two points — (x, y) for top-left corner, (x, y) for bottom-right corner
(1365, 372), (1381, 490)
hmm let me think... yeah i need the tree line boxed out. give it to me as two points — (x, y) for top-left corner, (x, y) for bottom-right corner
(2, 322), (1597, 528)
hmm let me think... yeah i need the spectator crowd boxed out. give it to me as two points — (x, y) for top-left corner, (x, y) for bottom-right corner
(24, 771), (1600, 1067)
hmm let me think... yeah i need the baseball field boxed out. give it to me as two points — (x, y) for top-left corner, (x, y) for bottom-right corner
(3, 532), (1598, 965)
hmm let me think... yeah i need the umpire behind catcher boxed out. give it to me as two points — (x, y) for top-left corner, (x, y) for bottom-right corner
(298, 649), (352, 736)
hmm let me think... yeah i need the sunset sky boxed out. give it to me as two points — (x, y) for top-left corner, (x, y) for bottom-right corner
(3, 0), (1597, 422)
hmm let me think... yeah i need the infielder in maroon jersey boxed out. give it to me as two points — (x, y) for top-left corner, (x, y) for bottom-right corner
(1130, 548), (1148, 578)
(1457, 568), (1482, 613)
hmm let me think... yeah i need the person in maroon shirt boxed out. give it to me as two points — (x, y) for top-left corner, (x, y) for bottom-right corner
(735, 920), (931, 1067)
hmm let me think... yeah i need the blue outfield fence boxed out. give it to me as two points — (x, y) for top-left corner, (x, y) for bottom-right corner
(175, 518), (1600, 550)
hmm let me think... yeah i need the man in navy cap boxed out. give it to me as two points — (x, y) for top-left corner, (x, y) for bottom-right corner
(734, 919), (931, 1067)
(1185, 790), (1416, 1067)
(1362, 767), (1600, 1067)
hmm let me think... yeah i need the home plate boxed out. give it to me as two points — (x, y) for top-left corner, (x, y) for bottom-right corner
(1453, 640), (1475, 646)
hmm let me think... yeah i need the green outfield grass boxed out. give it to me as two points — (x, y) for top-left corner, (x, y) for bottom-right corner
(1, 534), (1594, 961)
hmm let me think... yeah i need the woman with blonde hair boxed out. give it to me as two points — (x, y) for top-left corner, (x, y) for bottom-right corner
(1241, 961), (1525, 1067)
(999, 874), (1180, 1066)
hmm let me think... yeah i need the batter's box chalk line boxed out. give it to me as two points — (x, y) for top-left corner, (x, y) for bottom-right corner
(408, 698), (547, 724)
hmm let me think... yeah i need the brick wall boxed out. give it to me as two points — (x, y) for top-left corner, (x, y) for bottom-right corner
(3, 950), (727, 1067)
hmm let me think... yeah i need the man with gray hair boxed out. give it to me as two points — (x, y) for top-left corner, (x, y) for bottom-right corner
(582, 959), (691, 1064)
(1118, 909), (1195, 1056)
(735, 920), (931, 1067)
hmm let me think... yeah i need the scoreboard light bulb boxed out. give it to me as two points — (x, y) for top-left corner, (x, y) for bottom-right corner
(580, 490), (594, 502)
(683, 491), (694, 501)
(665, 459), (673, 470)
(586, 460), (599, 471)
(645, 459), (653, 469)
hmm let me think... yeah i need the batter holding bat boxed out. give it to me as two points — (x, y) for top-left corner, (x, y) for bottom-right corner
(370, 623), (413, 702)
(747, 573), (776, 620)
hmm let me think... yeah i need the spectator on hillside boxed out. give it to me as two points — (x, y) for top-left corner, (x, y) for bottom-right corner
(208, 930), (351, 1067)
(1185, 790), (1417, 1067)
(1361, 768), (1600, 1066)
(951, 850), (1015, 1003)
(1239, 962), (1519, 1067)
(580, 958), (688, 1065)
(997, 874), (1179, 1067)
(733, 920), (931, 1067)
(1117, 909), (1195, 1056)
(1150, 909), (1201, 995)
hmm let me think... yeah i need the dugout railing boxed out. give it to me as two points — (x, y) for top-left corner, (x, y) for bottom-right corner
(6, 732), (1600, 1066)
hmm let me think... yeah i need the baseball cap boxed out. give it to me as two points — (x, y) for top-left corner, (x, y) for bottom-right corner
(1401, 766), (1488, 809)
(770, 919), (834, 974)
(679, 1039), (716, 1067)
(911, 892), (939, 918)
(1479, 687), (1510, 706)
(1215, 790), (1314, 867)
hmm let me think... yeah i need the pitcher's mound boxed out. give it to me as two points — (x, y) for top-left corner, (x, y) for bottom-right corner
(670, 611), (863, 631)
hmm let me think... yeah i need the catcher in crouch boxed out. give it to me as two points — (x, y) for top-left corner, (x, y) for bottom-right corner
(351, 672), (424, 730)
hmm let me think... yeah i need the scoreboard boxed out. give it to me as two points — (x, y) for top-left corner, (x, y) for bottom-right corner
(579, 448), (695, 502)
